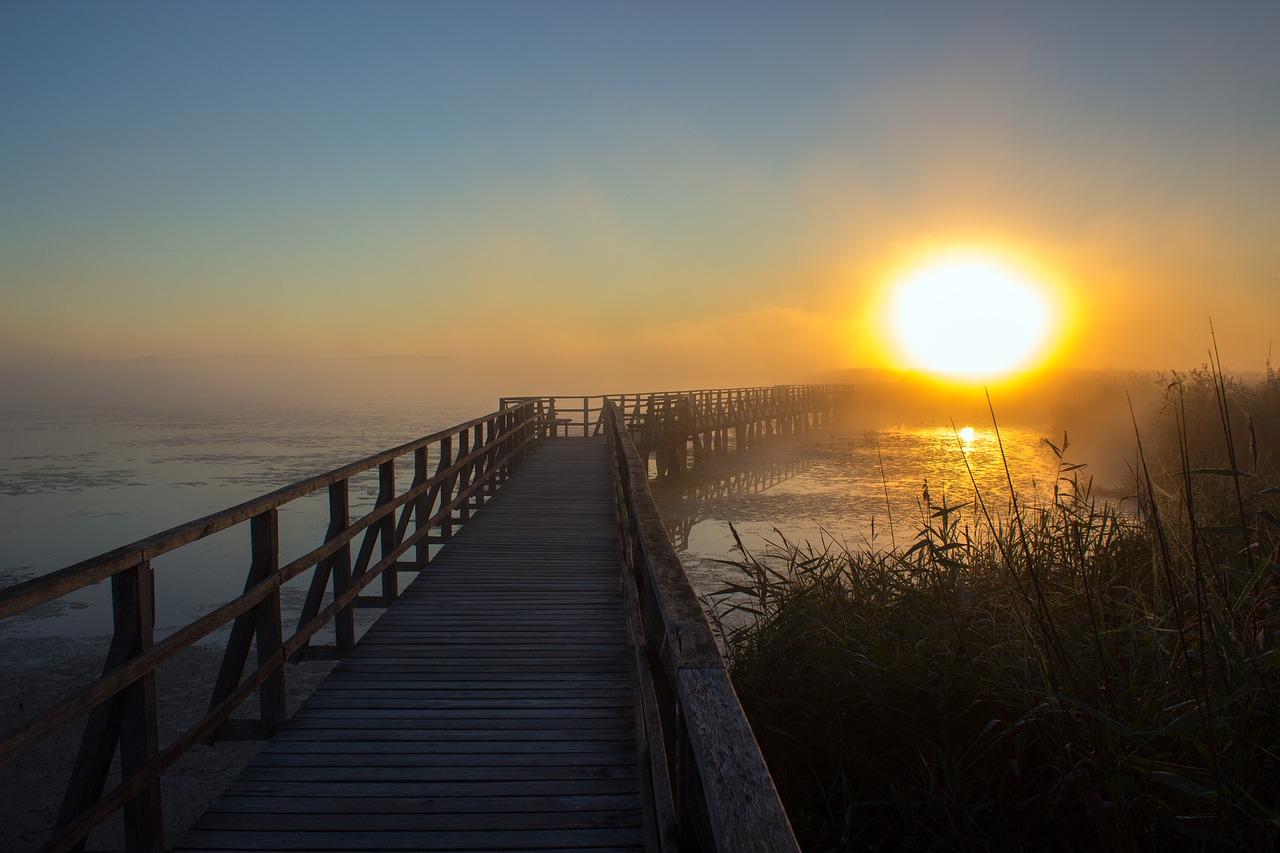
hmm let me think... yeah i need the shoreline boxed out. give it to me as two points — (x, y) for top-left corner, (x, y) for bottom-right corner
(2, 635), (337, 852)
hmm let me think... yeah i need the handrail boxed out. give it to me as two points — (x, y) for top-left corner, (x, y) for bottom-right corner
(602, 399), (800, 852)
(0, 407), (534, 620)
(0, 402), (542, 853)
(501, 385), (850, 480)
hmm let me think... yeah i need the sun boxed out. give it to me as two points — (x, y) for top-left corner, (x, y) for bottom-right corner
(889, 253), (1053, 377)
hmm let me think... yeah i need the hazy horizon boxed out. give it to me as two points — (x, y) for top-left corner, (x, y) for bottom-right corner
(3, 2), (1278, 397)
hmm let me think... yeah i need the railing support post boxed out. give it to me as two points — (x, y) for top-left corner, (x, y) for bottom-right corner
(456, 430), (472, 524)
(57, 560), (164, 853)
(118, 560), (163, 852)
(252, 510), (286, 729)
(414, 447), (430, 566)
(378, 460), (397, 599)
(331, 480), (355, 649)
(482, 417), (499, 498)
(438, 435), (455, 541)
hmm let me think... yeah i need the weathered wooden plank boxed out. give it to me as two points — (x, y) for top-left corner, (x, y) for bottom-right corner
(193, 810), (643, 831)
(250, 751), (638, 768)
(179, 439), (647, 851)
(272, 728), (634, 743)
(263, 727), (633, 743)
(333, 629), (618, 640)
(280, 718), (633, 733)
(322, 661), (630, 674)
(231, 764), (639, 783)
(303, 675), (631, 690)
(206, 792), (641, 814)
(286, 701), (634, 712)
(193, 809), (640, 824)
(213, 779), (641, 797)
(676, 666), (799, 852)
(176, 827), (646, 851)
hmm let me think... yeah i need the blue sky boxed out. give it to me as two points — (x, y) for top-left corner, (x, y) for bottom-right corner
(2, 1), (1278, 398)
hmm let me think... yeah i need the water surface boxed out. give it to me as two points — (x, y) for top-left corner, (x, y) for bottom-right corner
(1, 406), (1127, 639)
(0, 402), (488, 638)
(650, 420), (1127, 598)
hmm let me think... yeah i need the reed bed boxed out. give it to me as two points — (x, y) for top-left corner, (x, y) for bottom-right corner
(713, 359), (1280, 851)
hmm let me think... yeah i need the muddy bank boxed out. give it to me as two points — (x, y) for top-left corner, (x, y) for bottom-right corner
(1, 635), (338, 852)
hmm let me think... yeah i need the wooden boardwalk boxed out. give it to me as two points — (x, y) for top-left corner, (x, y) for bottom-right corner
(3, 389), (815, 851)
(177, 438), (645, 852)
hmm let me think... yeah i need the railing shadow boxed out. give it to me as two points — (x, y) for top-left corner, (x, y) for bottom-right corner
(649, 448), (814, 553)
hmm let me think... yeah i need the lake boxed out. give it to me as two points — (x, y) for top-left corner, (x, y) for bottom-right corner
(0, 402), (489, 638)
(0, 404), (1125, 639)
(647, 418), (1129, 599)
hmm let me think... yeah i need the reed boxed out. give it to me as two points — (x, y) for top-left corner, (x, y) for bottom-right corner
(713, 366), (1280, 851)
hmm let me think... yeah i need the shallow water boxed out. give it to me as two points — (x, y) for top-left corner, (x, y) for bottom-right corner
(0, 402), (489, 638)
(649, 420), (1130, 599)
(0, 406), (1127, 639)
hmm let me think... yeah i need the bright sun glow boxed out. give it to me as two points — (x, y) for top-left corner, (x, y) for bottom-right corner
(890, 255), (1052, 377)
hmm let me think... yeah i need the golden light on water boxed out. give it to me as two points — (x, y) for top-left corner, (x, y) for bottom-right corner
(958, 426), (976, 445)
(887, 253), (1055, 379)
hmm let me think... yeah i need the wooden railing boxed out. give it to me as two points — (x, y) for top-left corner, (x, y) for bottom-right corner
(602, 399), (800, 852)
(503, 384), (849, 476)
(0, 403), (541, 853)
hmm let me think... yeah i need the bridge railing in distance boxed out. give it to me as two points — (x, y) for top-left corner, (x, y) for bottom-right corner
(500, 384), (848, 439)
(504, 385), (851, 479)
(602, 399), (801, 853)
(0, 402), (542, 853)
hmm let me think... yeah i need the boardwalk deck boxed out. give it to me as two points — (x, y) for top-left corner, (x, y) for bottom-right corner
(176, 438), (645, 852)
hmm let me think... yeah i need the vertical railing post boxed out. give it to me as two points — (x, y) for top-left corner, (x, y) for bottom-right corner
(414, 447), (430, 566)
(496, 412), (512, 485)
(331, 479), (355, 650)
(471, 422), (485, 502)
(481, 417), (498, 498)
(438, 435), (455, 541)
(59, 560), (165, 852)
(252, 509), (286, 729)
(210, 516), (282, 727)
(456, 429), (472, 524)
(526, 402), (538, 459)
(513, 407), (524, 463)
(291, 478), (351, 662)
(378, 460), (397, 600)
(117, 560), (163, 852)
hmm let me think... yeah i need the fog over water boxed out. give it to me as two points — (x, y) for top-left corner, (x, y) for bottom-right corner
(652, 421), (1140, 601)
(0, 401), (489, 639)
(0, 367), (1174, 639)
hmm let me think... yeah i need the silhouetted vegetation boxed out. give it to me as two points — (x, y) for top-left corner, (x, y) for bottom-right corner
(715, 361), (1280, 851)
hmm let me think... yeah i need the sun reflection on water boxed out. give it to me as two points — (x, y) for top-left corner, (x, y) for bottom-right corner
(651, 422), (1092, 599)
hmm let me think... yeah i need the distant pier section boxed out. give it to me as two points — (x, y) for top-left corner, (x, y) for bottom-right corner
(502, 384), (849, 477)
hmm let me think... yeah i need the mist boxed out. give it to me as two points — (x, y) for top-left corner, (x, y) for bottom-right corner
(0, 353), (1249, 497)
(0, 349), (836, 416)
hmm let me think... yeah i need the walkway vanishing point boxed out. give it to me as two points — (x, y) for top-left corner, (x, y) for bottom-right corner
(0, 386), (849, 853)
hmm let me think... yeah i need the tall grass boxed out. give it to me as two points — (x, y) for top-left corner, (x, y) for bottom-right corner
(714, 365), (1280, 851)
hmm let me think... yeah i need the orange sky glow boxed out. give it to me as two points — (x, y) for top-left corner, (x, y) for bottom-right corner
(2, 4), (1277, 406)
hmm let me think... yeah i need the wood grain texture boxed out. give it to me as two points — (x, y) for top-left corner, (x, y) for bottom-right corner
(177, 439), (645, 853)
